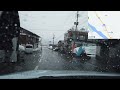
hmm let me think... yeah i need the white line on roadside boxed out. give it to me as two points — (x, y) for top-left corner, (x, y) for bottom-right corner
(34, 55), (42, 70)
(34, 65), (39, 70)
(39, 58), (42, 63)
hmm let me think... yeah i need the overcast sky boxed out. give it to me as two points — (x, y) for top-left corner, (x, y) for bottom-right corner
(19, 11), (87, 45)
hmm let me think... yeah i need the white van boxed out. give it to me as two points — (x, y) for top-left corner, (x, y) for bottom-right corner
(25, 44), (33, 54)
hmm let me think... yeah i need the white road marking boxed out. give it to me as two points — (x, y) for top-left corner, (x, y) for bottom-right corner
(34, 53), (42, 70)
(34, 65), (39, 70)
(34, 58), (42, 70)
(39, 58), (42, 63)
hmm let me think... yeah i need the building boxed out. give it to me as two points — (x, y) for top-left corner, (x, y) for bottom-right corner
(64, 29), (88, 42)
(19, 27), (41, 48)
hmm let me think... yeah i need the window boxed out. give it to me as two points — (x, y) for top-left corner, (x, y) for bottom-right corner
(0, 11), (120, 79)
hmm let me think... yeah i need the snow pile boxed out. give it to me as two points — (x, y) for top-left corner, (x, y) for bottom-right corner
(19, 45), (25, 51)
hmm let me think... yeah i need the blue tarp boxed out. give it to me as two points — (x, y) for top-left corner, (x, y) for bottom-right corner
(76, 46), (85, 56)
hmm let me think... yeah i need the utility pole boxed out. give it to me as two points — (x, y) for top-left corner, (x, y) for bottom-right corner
(75, 11), (79, 31)
(73, 11), (79, 41)
(53, 34), (55, 45)
(76, 11), (79, 31)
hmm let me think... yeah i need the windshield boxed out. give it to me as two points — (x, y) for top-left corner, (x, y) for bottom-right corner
(0, 11), (120, 78)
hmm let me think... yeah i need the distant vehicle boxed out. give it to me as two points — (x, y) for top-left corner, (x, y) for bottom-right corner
(53, 46), (59, 51)
(25, 44), (33, 54)
(48, 46), (53, 49)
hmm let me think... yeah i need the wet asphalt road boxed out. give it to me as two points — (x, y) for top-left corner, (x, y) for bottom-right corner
(37, 46), (97, 71)
(0, 46), (119, 75)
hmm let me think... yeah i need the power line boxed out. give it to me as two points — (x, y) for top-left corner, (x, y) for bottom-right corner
(55, 11), (87, 40)
(54, 11), (76, 40)
(55, 33), (65, 41)
(21, 11), (88, 41)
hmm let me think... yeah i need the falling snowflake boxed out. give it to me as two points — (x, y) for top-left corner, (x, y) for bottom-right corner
(5, 26), (8, 29)
(14, 24), (17, 26)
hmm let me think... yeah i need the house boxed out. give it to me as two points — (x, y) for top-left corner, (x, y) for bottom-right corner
(19, 27), (41, 48)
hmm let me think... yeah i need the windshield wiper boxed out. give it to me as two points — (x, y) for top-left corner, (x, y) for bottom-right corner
(37, 76), (120, 79)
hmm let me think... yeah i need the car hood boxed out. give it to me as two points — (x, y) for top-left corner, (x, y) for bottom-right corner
(0, 70), (120, 79)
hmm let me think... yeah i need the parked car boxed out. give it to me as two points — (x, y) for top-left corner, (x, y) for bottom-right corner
(25, 44), (33, 54)
(53, 46), (59, 51)
(48, 46), (53, 50)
